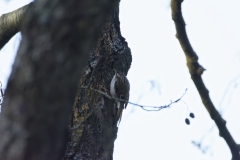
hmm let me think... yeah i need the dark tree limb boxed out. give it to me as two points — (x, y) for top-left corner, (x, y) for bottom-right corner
(0, 3), (32, 50)
(171, 0), (240, 159)
(0, 0), (118, 159)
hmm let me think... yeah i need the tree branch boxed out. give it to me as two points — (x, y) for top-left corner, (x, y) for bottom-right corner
(0, 3), (32, 50)
(171, 0), (240, 159)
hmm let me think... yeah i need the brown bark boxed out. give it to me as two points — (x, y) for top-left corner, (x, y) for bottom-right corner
(0, 0), (118, 159)
(0, 3), (32, 50)
(64, 2), (132, 159)
(171, 0), (240, 159)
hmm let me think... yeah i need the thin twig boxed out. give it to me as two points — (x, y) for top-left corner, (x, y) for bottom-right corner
(79, 87), (187, 111)
(70, 83), (187, 130)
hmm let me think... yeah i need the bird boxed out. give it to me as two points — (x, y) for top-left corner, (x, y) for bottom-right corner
(110, 69), (130, 124)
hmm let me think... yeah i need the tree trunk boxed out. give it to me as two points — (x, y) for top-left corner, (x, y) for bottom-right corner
(64, 2), (132, 160)
(0, 0), (119, 159)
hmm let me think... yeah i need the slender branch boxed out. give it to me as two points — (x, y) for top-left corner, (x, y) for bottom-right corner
(171, 0), (240, 159)
(79, 87), (187, 111)
(0, 3), (32, 50)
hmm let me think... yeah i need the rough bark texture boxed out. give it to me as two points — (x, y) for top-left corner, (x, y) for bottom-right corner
(64, 2), (132, 160)
(0, 3), (32, 50)
(171, 0), (240, 159)
(0, 0), (118, 159)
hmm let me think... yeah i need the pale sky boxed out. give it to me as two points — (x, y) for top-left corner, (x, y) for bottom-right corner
(0, 0), (240, 160)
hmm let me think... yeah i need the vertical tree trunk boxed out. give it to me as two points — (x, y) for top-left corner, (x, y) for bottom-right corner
(64, 2), (132, 160)
(0, 0), (119, 159)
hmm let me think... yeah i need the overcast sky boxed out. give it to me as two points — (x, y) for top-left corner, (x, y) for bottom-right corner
(0, 0), (240, 160)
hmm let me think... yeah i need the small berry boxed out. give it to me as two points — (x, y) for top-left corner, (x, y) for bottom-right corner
(189, 113), (195, 118)
(185, 118), (190, 125)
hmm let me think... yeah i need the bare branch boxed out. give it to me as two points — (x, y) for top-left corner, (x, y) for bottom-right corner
(171, 0), (240, 159)
(0, 3), (32, 50)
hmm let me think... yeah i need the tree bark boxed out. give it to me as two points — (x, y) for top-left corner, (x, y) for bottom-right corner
(0, 0), (119, 159)
(64, 2), (132, 160)
(0, 3), (32, 50)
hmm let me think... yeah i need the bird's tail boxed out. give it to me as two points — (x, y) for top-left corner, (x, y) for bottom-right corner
(116, 103), (124, 125)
